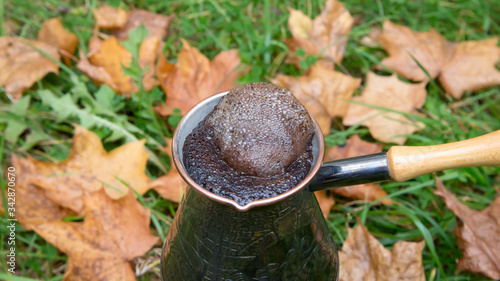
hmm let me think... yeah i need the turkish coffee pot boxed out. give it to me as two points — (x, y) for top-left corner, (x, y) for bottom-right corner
(161, 91), (500, 281)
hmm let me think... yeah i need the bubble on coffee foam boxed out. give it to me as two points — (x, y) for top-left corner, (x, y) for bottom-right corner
(205, 82), (314, 177)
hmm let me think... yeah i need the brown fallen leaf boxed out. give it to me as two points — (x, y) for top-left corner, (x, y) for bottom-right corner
(94, 4), (129, 29)
(0, 37), (59, 99)
(379, 20), (450, 82)
(149, 138), (186, 203)
(0, 155), (76, 230)
(435, 176), (500, 279)
(13, 125), (150, 215)
(294, 94), (332, 136)
(314, 190), (336, 218)
(37, 18), (78, 64)
(272, 64), (361, 118)
(285, 0), (353, 69)
(326, 134), (394, 205)
(339, 224), (426, 281)
(77, 50), (117, 89)
(155, 39), (243, 115)
(35, 189), (159, 281)
(139, 35), (162, 91)
(110, 10), (174, 41)
(81, 35), (138, 95)
(343, 72), (427, 145)
(380, 20), (500, 99)
(439, 38), (500, 99)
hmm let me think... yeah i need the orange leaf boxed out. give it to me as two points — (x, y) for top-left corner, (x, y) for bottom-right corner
(326, 135), (394, 205)
(94, 4), (129, 29)
(314, 190), (335, 218)
(0, 155), (77, 230)
(37, 18), (78, 64)
(81, 36), (138, 95)
(12, 125), (150, 215)
(343, 72), (426, 145)
(285, 0), (353, 69)
(379, 20), (450, 81)
(339, 224), (425, 281)
(139, 35), (162, 91)
(155, 39), (244, 115)
(380, 20), (500, 98)
(34, 189), (159, 281)
(435, 176), (500, 279)
(110, 10), (174, 41)
(439, 38), (500, 99)
(272, 64), (361, 118)
(149, 138), (186, 203)
(0, 37), (59, 99)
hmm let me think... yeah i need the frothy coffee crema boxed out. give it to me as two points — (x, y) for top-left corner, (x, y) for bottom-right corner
(183, 83), (315, 206)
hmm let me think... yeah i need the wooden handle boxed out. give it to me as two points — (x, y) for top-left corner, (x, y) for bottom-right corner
(387, 130), (500, 182)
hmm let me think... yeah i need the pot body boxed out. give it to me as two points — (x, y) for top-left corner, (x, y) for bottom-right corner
(161, 186), (339, 281)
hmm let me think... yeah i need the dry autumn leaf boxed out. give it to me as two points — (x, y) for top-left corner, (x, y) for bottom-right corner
(439, 38), (500, 99)
(0, 155), (77, 230)
(149, 138), (186, 203)
(0, 37), (59, 99)
(272, 64), (361, 118)
(79, 35), (138, 95)
(379, 20), (450, 82)
(139, 35), (162, 91)
(35, 189), (159, 281)
(326, 134), (394, 205)
(37, 18), (79, 64)
(315, 190), (336, 218)
(110, 10), (174, 41)
(380, 20), (500, 99)
(154, 39), (243, 115)
(285, 0), (353, 69)
(13, 125), (150, 215)
(339, 224), (426, 281)
(343, 72), (426, 145)
(435, 176), (500, 279)
(94, 4), (129, 29)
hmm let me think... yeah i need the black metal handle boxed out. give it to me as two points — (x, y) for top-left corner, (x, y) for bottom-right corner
(308, 152), (392, 192)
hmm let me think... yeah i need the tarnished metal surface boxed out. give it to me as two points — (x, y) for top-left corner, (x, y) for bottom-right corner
(161, 186), (339, 280)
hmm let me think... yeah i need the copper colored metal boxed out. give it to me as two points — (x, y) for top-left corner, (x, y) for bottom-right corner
(161, 92), (339, 280)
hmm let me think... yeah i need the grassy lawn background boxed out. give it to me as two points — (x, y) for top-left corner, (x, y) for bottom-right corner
(1, 0), (500, 280)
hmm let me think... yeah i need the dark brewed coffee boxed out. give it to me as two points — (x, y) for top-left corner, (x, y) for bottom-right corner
(183, 83), (315, 206)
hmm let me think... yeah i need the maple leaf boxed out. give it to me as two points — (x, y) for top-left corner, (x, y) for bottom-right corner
(326, 134), (394, 204)
(435, 176), (500, 279)
(379, 20), (450, 81)
(78, 35), (138, 95)
(343, 72), (427, 145)
(110, 10), (174, 41)
(139, 35), (162, 91)
(0, 37), (59, 99)
(314, 190), (336, 218)
(339, 224), (426, 281)
(34, 189), (159, 281)
(380, 20), (500, 99)
(439, 38), (500, 99)
(148, 138), (186, 203)
(0, 155), (77, 230)
(13, 125), (151, 215)
(37, 18), (78, 65)
(272, 64), (361, 118)
(94, 4), (129, 29)
(154, 39), (243, 115)
(285, 0), (353, 69)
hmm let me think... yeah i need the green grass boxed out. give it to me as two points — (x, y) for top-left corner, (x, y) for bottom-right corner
(1, 0), (500, 280)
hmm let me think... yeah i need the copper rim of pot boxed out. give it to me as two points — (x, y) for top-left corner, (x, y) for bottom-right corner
(172, 91), (325, 212)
